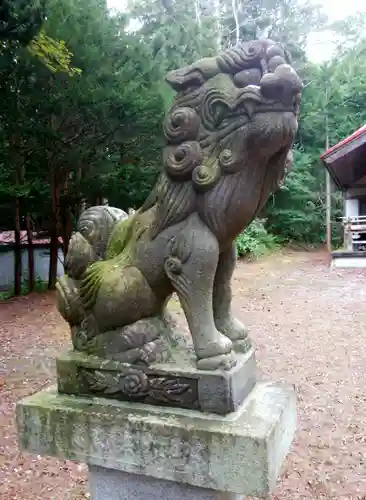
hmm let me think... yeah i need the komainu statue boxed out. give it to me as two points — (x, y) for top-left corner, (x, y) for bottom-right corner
(56, 40), (302, 371)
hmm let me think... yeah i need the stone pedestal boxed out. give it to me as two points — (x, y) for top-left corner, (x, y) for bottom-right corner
(56, 347), (256, 415)
(16, 381), (296, 499)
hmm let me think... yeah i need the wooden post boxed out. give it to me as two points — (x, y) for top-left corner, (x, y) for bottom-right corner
(14, 197), (22, 296)
(25, 214), (35, 292)
(48, 172), (59, 290)
(11, 132), (22, 296)
(325, 172), (332, 252)
(325, 113), (332, 252)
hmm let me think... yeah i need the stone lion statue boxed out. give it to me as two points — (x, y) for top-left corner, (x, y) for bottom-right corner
(56, 39), (302, 370)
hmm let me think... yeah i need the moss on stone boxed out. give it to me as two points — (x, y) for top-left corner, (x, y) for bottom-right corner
(106, 208), (154, 260)
(16, 382), (296, 497)
(78, 209), (155, 309)
(105, 214), (137, 259)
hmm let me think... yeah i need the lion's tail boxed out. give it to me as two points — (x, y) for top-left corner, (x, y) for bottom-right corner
(79, 213), (148, 310)
(64, 206), (129, 281)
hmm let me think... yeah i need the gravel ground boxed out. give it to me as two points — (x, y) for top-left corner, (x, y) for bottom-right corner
(0, 250), (365, 499)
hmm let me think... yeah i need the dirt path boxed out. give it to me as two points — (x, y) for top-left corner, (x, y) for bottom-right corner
(0, 250), (365, 499)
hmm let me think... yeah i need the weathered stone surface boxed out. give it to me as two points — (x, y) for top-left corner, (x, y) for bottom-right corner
(56, 346), (256, 415)
(56, 39), (302, 371)
(16, 381), (296, 497)
(71, 316), (175, 364)
(89, 466), (241, 500)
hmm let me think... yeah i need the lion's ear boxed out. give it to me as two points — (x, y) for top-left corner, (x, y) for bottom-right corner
(165, 57), (220, 92)
(166, 67), (205, 92)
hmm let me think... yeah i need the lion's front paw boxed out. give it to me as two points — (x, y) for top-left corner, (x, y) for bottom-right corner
(195, 332), (232, 360)
(215, 316), (248, 341)
(197, 352), (237, 371)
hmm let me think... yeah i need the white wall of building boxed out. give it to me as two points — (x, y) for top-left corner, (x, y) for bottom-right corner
(344, 198), (359, 217)
(0, 247), (64, 291)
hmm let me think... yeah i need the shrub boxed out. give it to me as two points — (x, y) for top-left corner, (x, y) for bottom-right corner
(235, 219), (278, 259)
(0, 276), (47, 301)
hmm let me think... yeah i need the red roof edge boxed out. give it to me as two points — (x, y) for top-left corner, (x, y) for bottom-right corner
(320, 124), (366, 160)
(0, 230), (63, 245)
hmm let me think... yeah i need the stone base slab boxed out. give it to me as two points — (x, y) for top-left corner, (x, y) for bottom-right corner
(89, 465), (241, 500)
(16, 381), (296, 497)
(56, 348), (256, 415)
(331, 250), (366, 269)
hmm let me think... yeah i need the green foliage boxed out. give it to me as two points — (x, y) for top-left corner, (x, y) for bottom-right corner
(265, 150), (326, 243)
(27, 30), (81, 75)
(1, 0), (366, 288)
(0, 0), (77, 74)
(0, 0), (45, 46)
(235, 219), (278, 258)
(0, 276), (48, 301)
(330, 11), (366, 54)
(221, 0), (327, 63)
(127, 0), (218, 78)
(0, 0), (166, 229)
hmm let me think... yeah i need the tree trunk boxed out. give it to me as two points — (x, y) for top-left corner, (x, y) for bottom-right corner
(14, 197), (22, 296)
(61, 207), (72, 257)
(17, 157), (35, 293)
(194, 0), (201, 26)
(10, 131), (23, 296)
(25, 215), (35, 292)
(61, 198), (72, 257)
(48, 173), (59, 290)
(60, 178), (72, 257)
(75, 166), (83, 220)
(213, 0), (222, 51)
(232, 0), (240, 46)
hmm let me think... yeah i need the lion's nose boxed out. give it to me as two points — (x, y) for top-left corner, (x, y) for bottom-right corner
(260, 64), (302, 104)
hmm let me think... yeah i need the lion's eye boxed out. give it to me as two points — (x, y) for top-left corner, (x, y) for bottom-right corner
(212, 102), (228, 125)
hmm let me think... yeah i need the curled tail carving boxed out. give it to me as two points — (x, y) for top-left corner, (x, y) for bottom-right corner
(79, 212), (150, 310)
(65, 206), (128, 280)
(77, 206), (128, 259)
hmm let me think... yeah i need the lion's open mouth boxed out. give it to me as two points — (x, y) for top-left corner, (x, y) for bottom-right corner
(226, 86), (301, 120)
(256, 92), (301, 115)
(270, 147), (288, 165)
(267, 145), (294, 175)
